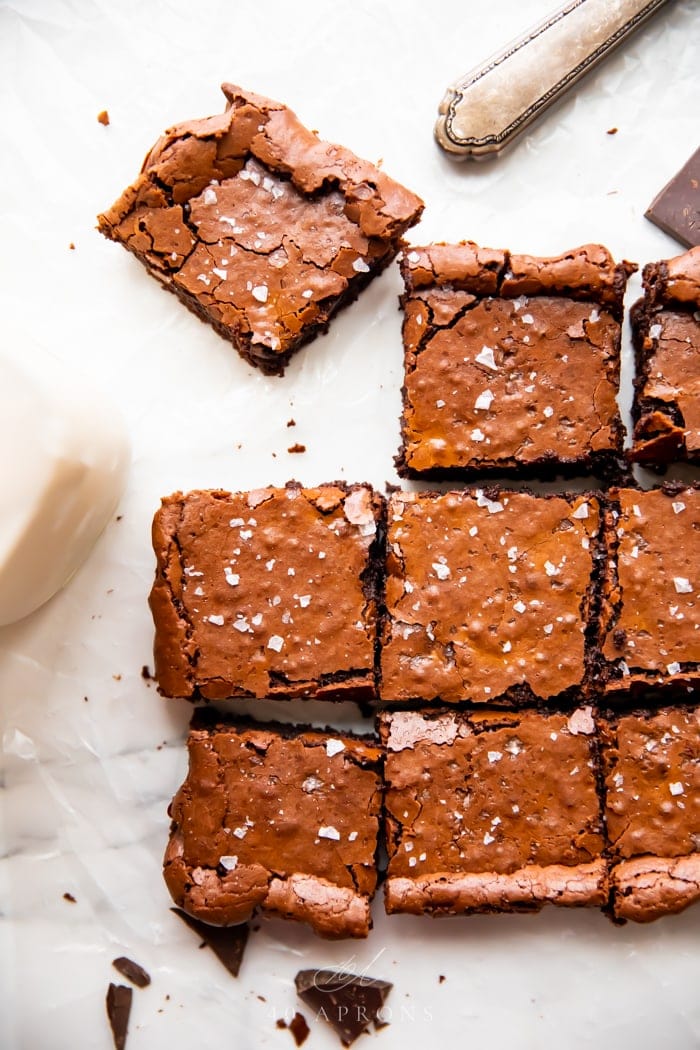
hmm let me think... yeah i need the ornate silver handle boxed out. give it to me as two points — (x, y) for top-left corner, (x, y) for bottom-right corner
(435, 0), (671, 159)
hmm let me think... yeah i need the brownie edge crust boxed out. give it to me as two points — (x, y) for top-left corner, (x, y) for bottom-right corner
(98, 84), (423, 375)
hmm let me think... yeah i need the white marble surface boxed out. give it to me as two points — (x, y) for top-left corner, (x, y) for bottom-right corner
(1, 0), (699, 1047)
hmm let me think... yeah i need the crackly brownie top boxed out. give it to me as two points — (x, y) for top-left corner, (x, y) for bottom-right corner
(98, 83), (423, 359)
(602, 487), (700, 674)
(381, 707), (602, 876)
(151, 484), (381, 697)
(171, 720), (381, 895)
(399, 242), (629, 470)
(635, 247), (700, 455)
(381, 489), (600, 703)
(603, 707), (700, 859)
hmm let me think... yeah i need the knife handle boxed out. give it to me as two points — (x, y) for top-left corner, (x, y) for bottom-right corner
(435, 0), (669, 159)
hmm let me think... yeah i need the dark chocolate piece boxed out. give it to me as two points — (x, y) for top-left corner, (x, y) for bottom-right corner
(295, 969), (392, 1046)
(112, 957), (151, 988)
(164, 717), (382, 939)
(62, 892), (76, 903)
(380, 488), (601, 705)
(380, 707), (606, 916)
(106, 983), (132, 1050)
(396, 242), (635, 481)
(645, 147), (700, 248)
(278, 1012), (311, 1047)
(149, 484), (383, 701)
(598, 486), (700, 695)
(629, 247), (700, 465)
(98, 84), (423, 375)
(601, 705), (700, 922)
(171, 908), (249, 977)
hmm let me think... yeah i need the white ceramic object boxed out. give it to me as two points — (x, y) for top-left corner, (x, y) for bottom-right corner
(0, 346), (129, 626)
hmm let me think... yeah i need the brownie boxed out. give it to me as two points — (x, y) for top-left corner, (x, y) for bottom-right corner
(380, 707), (606, 916)
(163, 715), (382, 939)
(629, 246), (700, 465)
(149, 483), (383, 701)
(395, 242), (635, 480)
(601, 705), (700, 922)
(380, 488), (601, 705)
(98, 84), (423, 375)
(598, 486), (700, 695)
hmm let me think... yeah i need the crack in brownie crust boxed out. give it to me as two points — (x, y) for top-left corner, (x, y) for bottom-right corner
(150, 484), (383, 701)
(396, 242), (635, 480)
(164, 716), (382, 938)
(629, 246), (700, 465)
(379, 707), (606, 915)
(380, 488), (602, 705)
(98, 84), (423, 374)
(601, 706), (700, 921)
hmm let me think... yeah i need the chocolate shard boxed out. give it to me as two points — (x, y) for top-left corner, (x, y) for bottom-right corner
(295, 969), (392, 1047)
(106, 983), (132, 1050)
(278, 1012), (311, 1047)
(112, 956), (151, 989)
(171, 908), (249, 977)
(645, 147), (700, 248)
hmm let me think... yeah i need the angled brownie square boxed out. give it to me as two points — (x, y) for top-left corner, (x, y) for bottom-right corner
(629, 246), (700, 465)
(396, 242), (634, 480)
(598, 486), (700, 695)
(98, 84), (423, 375)
(380, 488), (601, 705)
(380, 707), (606, 916)
(601, 705), (700, 922)
(164, 715), (382, 938)
(150, 484), (383, 701)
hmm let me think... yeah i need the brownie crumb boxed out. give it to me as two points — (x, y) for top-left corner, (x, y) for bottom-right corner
(289, 1013), (311, 1046)
(438, 974), (446, 984)
(287, 443), (306, 454)
(287, 418), (296, 427)
(141, 665), (153, 680)
(106, 983), (132, 1050)
(63, 892), (76, 903)
(112, 957), (151, 989)
(607, 127), (618, 135)
(69, 242), (75, 250)
(113, 674), (122, 681)
(98, 109), (110, 126)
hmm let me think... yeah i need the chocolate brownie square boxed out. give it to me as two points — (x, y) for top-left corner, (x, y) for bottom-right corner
(98, 84), (423, 375)
(396, 242), (634, 480)
(598, 486), (700, 695)
(629, 246), (700, 465)
(150, 484), (383, 701)
(380, 488), (601, 705)
(601, 705), (700, 922)
(380, 707), (606, 915)
(164, 715), (382, 938)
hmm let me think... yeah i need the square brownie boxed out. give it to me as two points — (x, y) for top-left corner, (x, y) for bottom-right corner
(601, 705), (700, 922)
(396, 242), (634, 480)
(150, 483), (383, 701)
(598, 486), (700, 695)
(380, 488), (601, 705)
(380, 707), (606, 915)
(98, 84), (423, 375)
(629, 246), (700, 465)
(164, 715), (382, 938)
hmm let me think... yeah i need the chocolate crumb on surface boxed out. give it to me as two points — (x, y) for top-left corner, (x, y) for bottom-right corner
(141, 665), (153, 680)
(295, 969), (392, 1046)
(171, 908), (249, 976)
(287, 418), (296, 427)
(106, 983), (132, 1050)
(629, 246), (700, 465)
(62, 891), (76, 903)
(277, 1012), (311, 1047)
(97, 84), (423, 375)
(607, 127), (618, 135)
(287, 443), (306, 454)
(165, 716), (382, 939)
(97, 109), (110, 126)
(112, 957), (151, 988)
(395, 241), (634, 481)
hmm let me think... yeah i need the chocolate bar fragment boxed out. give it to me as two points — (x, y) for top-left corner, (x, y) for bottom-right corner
(629, 246), (700, 465)
(295, 969), (393, 1046)
(645, 147), (700, 248)
(601, 705), (700, 922)
(380, 707), (606, 915)
(598, 486), (700, 695)
(396, 242), (634, 480)
(380, 488), (601, 705)
(163, 716), (382, 939)
(106, 983), (132, 1050)
(171, 908), (249, 978)
(149, 484), (383, 701)
(98, 84), (423, 375)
